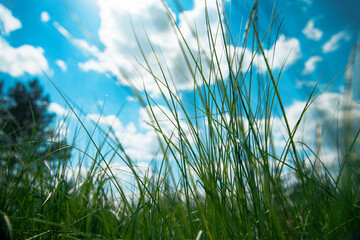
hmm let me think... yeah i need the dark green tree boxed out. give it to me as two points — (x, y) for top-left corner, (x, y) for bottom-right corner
(0, 79), (70, 168)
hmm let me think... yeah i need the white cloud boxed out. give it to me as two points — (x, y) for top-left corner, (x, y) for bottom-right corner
(0, 37), (49, 77)
(272, 91), (360, 166)
(48, 102), (70, 116)
(254, 34), (301, 71)
(51, 119), (69, 141)
(53, 21), (71, 38)
(86, 104), (191, 161)
(301, 0), (312, 4)
(86, 112), (157, 161)
(0, 5), (49, 77)
(295, 80), (318, 88)
(302, 55), (322, 75)
(48, 103), (72, 141)
(53, 21), (101, 58)
(72, 38), (100, 56)
(322, 31), (351, 53)
(85, 92), (359, 172)
(78, 0), (197, 96)
(181, 91), (358, 168)
(65, 162), (152, 199)
(78, 59), (109, 73)
(55, 59), (67, 72)
(77, 0), (301, 96)
(302, 19), (323, 41)
(41, 11), (50, 23)
(139, 105), (191, 138)
(0, 3), (21, 35)
(126, 96), (138, 102)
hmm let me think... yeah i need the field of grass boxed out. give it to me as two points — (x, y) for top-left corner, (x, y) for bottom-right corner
(1, 0), (360, 239)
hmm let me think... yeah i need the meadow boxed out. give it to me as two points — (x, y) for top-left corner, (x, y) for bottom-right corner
(1, 0), (360, 239)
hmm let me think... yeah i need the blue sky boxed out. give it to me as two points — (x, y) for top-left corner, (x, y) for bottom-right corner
(0, 0), (359, 169)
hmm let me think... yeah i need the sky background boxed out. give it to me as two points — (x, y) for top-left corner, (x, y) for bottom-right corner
(0, 0), (359, 171)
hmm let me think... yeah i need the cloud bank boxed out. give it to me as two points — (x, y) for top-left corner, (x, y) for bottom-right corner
(76, 0), (301, 96)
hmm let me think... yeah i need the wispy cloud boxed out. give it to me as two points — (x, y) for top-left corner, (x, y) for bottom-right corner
(295, 80), (318, 88)
(322, 31), (351, 53)
(53, 21), (71, 38)
(53, 21), (100, 57)
(302, 19), (323, 41)
(302, 55), (322, 75)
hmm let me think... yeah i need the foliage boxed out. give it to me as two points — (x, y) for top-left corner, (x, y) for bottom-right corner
(0, 79), (70, 168)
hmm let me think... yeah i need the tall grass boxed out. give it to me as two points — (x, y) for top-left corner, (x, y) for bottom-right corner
(1, 0), (359, 239)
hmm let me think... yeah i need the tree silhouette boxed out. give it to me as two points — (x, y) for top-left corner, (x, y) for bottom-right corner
(0, 79), (70, 168)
